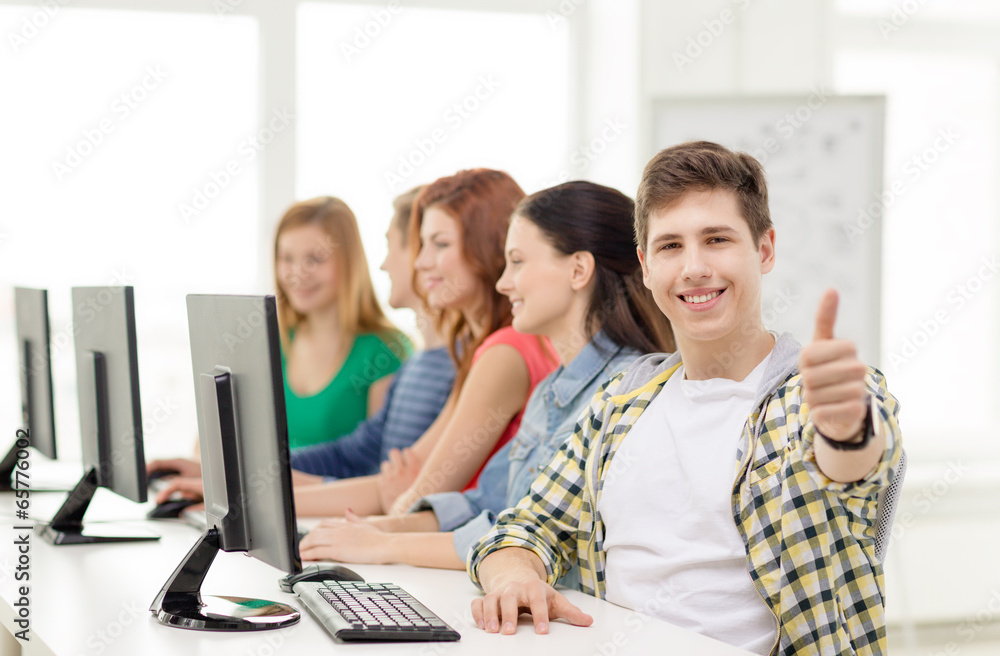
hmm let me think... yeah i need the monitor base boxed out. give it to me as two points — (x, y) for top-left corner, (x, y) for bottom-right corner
(152, 595), (300, 631)
(38, 524), (160, 545)
(151, 528), (302, 632)
(0, 482), (72, 493)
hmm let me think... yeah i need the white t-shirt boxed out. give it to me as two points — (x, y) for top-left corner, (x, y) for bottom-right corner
(601, 354), (776, 655)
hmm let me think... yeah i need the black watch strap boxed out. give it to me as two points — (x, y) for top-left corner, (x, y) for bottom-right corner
(818, 402), (874, 451)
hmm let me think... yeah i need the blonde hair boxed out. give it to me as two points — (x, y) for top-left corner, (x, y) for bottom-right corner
(273, 196), (406, 353)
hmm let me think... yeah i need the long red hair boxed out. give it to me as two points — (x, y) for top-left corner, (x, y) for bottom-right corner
(409, 169), (525, 390)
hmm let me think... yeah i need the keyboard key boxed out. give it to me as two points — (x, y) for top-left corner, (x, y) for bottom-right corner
(296, 580), (460, 642)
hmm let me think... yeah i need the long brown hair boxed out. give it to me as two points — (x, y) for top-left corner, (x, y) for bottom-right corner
(273, 196), (405, 353)
(409, 169), (525, 389)
(516, 181), (674, 354)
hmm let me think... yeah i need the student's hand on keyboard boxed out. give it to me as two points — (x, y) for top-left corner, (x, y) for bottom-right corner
(299, 511), (391, 565)
(155, 476), (205, 504)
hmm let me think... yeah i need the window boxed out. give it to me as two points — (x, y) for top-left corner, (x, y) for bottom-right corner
(835, 51), (1000, 461)
(0, 6), (259, 458)
(296, 2), (569, 334)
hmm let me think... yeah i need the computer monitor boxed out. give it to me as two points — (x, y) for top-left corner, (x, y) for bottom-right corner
(39, 286), (157, 545)
(1, 288), (58, 491)
(150, 294), (301, 631)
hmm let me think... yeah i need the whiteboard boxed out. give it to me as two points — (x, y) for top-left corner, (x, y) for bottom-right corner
(649, 95), (885, 365)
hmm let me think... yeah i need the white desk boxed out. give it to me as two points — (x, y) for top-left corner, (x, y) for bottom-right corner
(1, 491), (753, 655)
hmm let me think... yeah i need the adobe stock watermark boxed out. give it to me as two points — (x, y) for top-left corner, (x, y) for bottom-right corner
(218, 296), (270, 354)
(213, 0), (244, 20)
(743, 87), (831, 167)
(136, 395), (180, 442)
(928, 586), (1000, 656)
(530, 117), (628, 193)
(844, 126), (959, 243)
(417, 606), (478, 655)
(571, 117), (626, 172)
(704, 287), (799, 379)
(80, 601), (142, 655)
(886, 255), (997, 371)
(7, 0), (70, 54)
(888, 460), (969, 548)
(602, 443), (695, 516)
(877, 0), (928, 40)
(178, 107), (294, 223)
(408, 406), (510, 500)
(50, 65), (169, 183)
(591, 582), (679, 656)
(243, 623), (300, 656)
(349, 338), (411, 396)
(383, 74), (501, 192)
(0, 556), (15, 585)
(43, 270), (134, 371)
(545, 0), (585, 30)
(340, 1), (402, 63)
(673, 0), (753, 72)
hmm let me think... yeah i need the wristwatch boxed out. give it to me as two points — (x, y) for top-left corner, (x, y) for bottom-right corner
(818, 402), (874, 451)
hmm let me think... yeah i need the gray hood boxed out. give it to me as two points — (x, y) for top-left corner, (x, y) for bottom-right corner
(617, 332), (803, 409)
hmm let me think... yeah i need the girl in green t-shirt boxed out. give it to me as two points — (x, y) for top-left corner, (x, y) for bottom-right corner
(274, 196), (410, 449)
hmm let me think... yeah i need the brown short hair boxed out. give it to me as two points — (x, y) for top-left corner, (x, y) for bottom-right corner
(391, 186), (423, 246)
(634, 141), (771, 251)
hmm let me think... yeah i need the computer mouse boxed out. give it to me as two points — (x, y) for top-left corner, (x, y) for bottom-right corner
(147, 497), (200, 520)
(279, 564), (365, 593)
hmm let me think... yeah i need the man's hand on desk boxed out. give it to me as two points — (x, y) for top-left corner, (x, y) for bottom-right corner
(472, 548), (593, 635)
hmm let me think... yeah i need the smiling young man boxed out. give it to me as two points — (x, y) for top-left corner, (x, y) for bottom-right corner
(466, 141), (903, 655)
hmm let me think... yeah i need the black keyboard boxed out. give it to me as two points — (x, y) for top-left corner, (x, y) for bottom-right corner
(293, 580), (460, 642)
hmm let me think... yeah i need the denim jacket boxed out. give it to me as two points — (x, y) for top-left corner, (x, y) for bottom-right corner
(413, 331), (644, 565)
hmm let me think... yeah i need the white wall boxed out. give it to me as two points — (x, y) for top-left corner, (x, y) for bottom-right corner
(636, 2), (1000, 648)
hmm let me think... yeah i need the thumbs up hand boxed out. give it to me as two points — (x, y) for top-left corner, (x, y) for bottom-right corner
(798, 289), (869, 442)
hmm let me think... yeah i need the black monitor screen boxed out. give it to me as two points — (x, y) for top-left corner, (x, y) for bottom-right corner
(39, 286), (155, 545)
(14, 287), (57, 459)
(187, 294), (299, 574)
(71, 286), (147, 503)
(149, 294), (300, 631)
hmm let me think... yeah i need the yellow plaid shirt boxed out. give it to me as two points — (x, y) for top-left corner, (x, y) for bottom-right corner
(468, 334), (902, 656)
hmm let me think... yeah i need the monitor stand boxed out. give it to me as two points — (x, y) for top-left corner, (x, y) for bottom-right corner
(38, 467), (160, 545)
(0, 441), (72, 493)
(150, 527), (300, 631)
(0, 440), (25, 493)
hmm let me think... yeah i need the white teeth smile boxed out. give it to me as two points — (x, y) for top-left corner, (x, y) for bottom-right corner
(682, 291), (722, 304)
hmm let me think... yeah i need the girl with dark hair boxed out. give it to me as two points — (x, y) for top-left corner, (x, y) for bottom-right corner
(298, 181), (674, 569)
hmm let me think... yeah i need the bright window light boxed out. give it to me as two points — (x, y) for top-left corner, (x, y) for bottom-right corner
(296, 3), (570, 336)
(835, 51), (1000, 460)
(0, 7), (259, 459)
